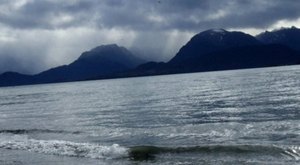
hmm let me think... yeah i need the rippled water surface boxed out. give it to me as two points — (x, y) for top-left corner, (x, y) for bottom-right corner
(0, 66), (300, 164)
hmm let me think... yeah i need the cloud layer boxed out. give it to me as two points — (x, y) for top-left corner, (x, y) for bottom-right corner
(1, 0), (300, 74)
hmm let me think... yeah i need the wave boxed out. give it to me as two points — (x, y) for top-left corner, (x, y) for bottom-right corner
(0, 129), (81, 135)
(0, 136), (299, 161)
(0, 139), (128, 159)
(128, 145), (300, 161)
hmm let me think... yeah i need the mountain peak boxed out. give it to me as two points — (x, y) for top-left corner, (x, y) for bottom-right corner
(278, 26), (300, 31)
(35, 44), (145, 83)
(256, 26), (300, 51)
(76, 43), (145, 69)
(79, 44), (127, 60)
(193, 29), (258, 44)
(199, 29), (228, 38)
(262, 26), (299, 33)
(90, 44), (120, 52)
(205, 28), (227, 34)
(169, 28), (260, 64)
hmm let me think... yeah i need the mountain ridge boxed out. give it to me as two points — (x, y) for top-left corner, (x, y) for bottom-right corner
(256, 26), (300, 51)
(1, 27), (300, 87)
(0, 44), (145, 86)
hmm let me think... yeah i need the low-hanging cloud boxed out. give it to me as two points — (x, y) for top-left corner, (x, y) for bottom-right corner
(0, 0), (300, 74)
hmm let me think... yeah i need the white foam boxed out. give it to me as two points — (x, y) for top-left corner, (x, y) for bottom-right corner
(0, 137), (128, 159)
(283, 146), (300, 160)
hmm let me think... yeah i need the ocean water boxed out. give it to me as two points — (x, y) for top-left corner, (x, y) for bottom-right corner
(0, 66), (299, 165)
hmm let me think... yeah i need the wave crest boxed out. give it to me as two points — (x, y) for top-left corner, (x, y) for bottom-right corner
(0, 139), (128, 159)
(0, 136), (299, 161)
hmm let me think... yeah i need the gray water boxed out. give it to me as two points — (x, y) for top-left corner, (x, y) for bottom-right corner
(0, 66), (299, 165)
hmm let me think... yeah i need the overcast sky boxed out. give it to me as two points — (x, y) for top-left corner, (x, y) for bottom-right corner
(1, 0), (300, 74)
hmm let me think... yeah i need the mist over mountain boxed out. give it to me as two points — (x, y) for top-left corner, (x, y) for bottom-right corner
(35, 44), (145, 83)
(1, 27), (300, 87)
(0, 44), (145, 86)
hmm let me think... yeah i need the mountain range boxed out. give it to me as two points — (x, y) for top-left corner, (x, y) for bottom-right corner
(129, 27), (300, 76)
(1, 27), (300, 87)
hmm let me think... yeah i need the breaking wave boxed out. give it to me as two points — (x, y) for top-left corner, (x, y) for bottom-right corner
(0, 138), (128, 159)
(0, 135), (299, 161)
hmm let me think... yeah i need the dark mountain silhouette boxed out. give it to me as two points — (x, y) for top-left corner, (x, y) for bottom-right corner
(35, 44), (145, 83)
(167, 29), (300, 72)
(0, 44), (145, 86)
(1, 28), (300, 87)
(169, 29), (261, 64)
(168, 44), (300, 73)
(256, 26), (300, 51)
(129, 28), (300, 76)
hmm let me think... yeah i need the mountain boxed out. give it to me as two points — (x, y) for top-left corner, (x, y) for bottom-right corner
(0, 44), (145, 86)
(35, 44), (145, 83)
(169, 29), (261, 64)
(167, 29), (300, 72)
(256, 26), (300, 51)
(131, 28), (300, 75)
(171, 44), (300, 72)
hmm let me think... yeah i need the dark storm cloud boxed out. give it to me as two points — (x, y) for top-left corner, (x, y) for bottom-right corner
(148, 0), (300, 30)
(1, 0), (300, 30)
(208, 0), (300, 29)
(0, 0), (95, 29)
